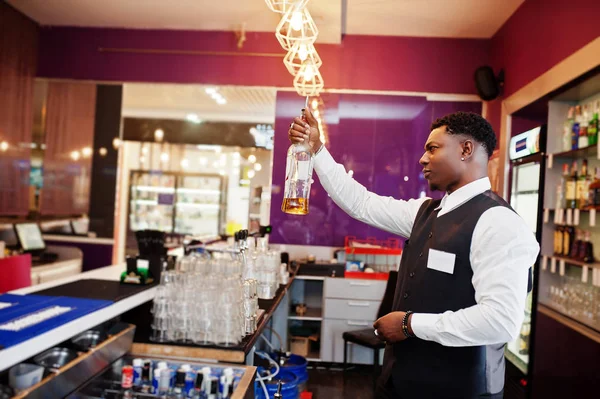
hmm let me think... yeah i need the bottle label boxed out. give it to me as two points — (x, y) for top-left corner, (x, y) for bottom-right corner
(296, 160), (311, 180)
(565, 181), (576, 200)
(576, 180), (586, 203)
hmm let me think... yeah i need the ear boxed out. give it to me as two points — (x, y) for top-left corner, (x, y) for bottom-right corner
(461, 140), (474, 159)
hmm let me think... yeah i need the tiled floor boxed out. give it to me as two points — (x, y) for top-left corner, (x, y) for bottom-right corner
(306, 365), (377, 399)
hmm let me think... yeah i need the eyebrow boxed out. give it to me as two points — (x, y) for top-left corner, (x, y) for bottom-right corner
(424, 141), (440, 150)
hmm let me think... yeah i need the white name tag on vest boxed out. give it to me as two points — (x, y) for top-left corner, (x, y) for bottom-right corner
(427, 249), (456, 274)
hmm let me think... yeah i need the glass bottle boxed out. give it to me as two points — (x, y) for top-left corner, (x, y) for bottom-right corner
(282, 101), (314, 215)
(576, 159), (588, 209)
(589, 101), (599, 146)
(565, 161), (578, 209)
(572, 105), (582, 150)
(563, 107), (575, 151)
(583, 231), (595, 263)
(589, 167), (600, 209)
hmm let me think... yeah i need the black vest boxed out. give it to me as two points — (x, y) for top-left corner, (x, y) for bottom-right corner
(382, 190), (516, 399)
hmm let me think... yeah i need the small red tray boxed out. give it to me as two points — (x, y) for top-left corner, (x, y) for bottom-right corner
(345, 271), (389, 280)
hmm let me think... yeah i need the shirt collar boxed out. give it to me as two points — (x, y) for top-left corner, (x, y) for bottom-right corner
(435, 177), (492, 213)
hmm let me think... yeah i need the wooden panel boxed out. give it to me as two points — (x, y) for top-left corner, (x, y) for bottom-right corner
(40, 82), (96, 216)
(129, 342), (246, 364)
(0, 3), (38, 216)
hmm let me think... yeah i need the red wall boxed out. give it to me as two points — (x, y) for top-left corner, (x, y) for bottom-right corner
(37, 28), (489, 95)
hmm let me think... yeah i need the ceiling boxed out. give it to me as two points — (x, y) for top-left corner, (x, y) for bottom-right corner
(122, 84), (277, 123)
(9, 0), (524, 43)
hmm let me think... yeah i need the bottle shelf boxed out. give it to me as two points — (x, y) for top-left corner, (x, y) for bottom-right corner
(546, 255), (600, 269)
(551, 144), (598, 159)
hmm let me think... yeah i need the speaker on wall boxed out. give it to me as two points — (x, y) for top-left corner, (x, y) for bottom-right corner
(474, 66), (504, 101)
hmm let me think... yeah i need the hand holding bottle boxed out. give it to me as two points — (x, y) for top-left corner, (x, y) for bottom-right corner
(288, 107), (323, 155)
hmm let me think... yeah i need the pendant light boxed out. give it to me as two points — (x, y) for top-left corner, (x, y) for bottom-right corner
(275, 5), (318, 51)
(264, 0), (309, 14)
(283, 42), (322, 75)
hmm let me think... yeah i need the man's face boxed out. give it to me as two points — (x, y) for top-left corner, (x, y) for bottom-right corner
(419, 127), (464, 192)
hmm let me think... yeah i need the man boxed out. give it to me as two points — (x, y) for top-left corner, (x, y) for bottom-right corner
(289, 110), (539, 399)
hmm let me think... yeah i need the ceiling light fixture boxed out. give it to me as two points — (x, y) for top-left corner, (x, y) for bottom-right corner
(254, 163), (262, 171)
(248, 170), (256, 179)
(186, 114), (202, 124)
(82, 147), (93, 158)
(112, 138), (121, 149)
(154, 128), (165, 142)
(248, 154), (257, 164)
(294, 62), (324, 96)
(70, 151), (81, 161)
(0, 141), (8, 152)
(160, 152), (169, 163)
(99, 147), (108, 157)
(264, 0), (309, 14)
(283, 42), (321, 76)
(181, 159), (190, 169)
(275, 6), (318, 51)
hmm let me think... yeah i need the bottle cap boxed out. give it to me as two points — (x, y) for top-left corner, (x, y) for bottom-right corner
(157, 361), (168, 370)
(201, 366), (211, 375)
(133, 358), (143, 367)
(175, 369), (186, 385)
(181, 364), (191, 372)
(223, 368), (234, 377)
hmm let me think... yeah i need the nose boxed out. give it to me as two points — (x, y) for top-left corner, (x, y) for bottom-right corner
(419, 152), (429, 167)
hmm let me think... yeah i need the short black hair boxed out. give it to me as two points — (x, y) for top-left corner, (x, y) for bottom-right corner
(430, 111), (497, 158)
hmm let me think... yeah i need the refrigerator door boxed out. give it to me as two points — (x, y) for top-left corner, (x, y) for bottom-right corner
(506, 161), (541, 374)
(128, 171), (176, 233)
(174, 174), (224, 236)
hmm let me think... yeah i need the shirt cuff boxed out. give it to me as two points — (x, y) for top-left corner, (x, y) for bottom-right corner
(313, 146), (337, 175)
(410, 313), (440, 341)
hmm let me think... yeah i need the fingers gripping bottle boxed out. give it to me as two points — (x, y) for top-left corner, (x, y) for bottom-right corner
(282, 96), (314, 215)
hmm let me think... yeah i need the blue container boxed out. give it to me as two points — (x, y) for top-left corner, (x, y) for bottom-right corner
(279, 354), (308, 390)
(255, 371), (299, 399)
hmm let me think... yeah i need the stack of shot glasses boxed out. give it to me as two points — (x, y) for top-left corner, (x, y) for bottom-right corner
(151, 239), (264, 346)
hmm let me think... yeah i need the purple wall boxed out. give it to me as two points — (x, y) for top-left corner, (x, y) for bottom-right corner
(37, 28), (489, 95)
(269, 92), (481, 247)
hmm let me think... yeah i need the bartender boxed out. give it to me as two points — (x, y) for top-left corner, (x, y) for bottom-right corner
(289, 110), (539, 399)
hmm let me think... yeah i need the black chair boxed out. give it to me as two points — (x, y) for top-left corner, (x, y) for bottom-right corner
(342, 270), (398, 385)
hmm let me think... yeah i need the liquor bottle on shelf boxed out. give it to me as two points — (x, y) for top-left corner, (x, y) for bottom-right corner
(554, 225), (564, 255)
(583, 231), (595, 263)
(518, 321), (531, 355)
(576, 159), (590, 209)
(570, 229), (583, 260)
(588, 167), (600, 209)
(565, 161), (579, 209)
(563, 225), (574, 257)
(579, 105), (590, 148)
(564, 106), (575, 151)
(572, 105), (582, 150)
(588, 101), (599, 146)
(167, 369), (186, 399)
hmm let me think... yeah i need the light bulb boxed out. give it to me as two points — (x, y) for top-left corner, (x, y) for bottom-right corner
(112, 138), (121, 149)
(298, 44), (308, 61)
(141, 146), (149, 155)
(248, 154), (257, 163)
(303, 65), (315, 82)
(254, 163), (262, 171)
(70, 151), (81, 161)
(181, 159), (189, 169)
(404, 176), (409, 181)
(312, 99), (319, 109)
(290, 11), (303, 31)
(160, 152), (169, 163)
(0, 141), (8, 152)
(154, 128), (164, 142)
(99, 147), (108, 157)
(313, 109), (320, 118)
(82, 147), (92, 158)
(248, 170), (256, 179)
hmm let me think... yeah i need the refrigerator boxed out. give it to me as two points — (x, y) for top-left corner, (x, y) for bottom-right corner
(505, 125), (546, 398)
(126, 171), (226, 255)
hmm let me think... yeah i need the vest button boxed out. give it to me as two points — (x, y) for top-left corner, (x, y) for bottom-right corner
(428, 232), (433, 238)
(403, 293), (409, 299)
(409, 272), (415, 278)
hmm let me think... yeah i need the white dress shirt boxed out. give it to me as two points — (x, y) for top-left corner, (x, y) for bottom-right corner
(314, 147), (540, 347)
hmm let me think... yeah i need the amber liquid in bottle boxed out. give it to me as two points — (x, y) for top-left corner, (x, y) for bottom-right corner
(281, 197), (309, 215)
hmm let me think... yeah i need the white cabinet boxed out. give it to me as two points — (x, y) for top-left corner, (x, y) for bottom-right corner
(321, 319), (383, 365)
(320, 277), (386, 364)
